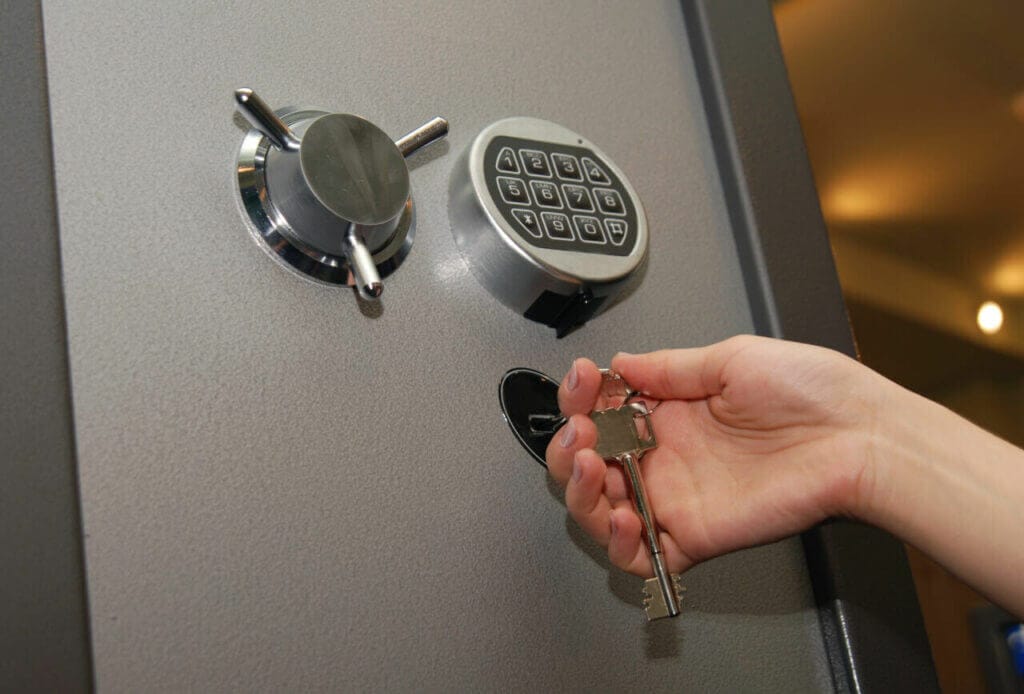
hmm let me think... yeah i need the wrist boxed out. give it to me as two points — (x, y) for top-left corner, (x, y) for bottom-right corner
(830, 363), (914, 523)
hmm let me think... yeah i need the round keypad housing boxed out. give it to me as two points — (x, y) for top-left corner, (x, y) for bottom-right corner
(449, 117), (648, 337)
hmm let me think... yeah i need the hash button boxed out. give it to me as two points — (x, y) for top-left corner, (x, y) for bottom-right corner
(604, 219), (628, 246)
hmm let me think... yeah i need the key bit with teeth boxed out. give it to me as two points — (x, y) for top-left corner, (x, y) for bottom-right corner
(643, 575), (686, 620)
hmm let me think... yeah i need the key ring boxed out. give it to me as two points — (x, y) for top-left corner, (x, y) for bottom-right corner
(599, 368), (661, 414)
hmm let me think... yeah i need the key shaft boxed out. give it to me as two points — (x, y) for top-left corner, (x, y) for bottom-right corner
(620, 451), (681, 619)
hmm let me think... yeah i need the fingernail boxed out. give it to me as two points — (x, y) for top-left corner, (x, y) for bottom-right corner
(609, 514), (618, 535)
(566, 361), (579, 391)
(572, 455), (582, 482)
(559, 419), (577, 448)
(614, 351), (634, 359)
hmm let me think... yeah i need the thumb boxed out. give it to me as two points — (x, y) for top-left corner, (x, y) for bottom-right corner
(610, 336), (756, 401)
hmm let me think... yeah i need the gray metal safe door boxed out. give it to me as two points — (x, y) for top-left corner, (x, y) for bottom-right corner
(42, 1), (831, 690)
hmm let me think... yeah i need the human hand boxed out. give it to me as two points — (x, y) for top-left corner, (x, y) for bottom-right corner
(545, 335), (882, 577)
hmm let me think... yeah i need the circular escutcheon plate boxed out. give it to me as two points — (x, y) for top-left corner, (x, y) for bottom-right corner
(498, 368), (564, 468)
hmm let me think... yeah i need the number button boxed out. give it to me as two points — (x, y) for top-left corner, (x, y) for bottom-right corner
(496, 146), (520, 173)
(497, 176), (530, 205)
(530, 180), (563, 209)
(573, 215), (606, 245)
(561, 184), (593, 212)
(604, 219), (629, 246)
(541, 212), (573, 241)
(582, 157), (610, 184)
(518, 149), (552, 178)
(511, 209), (542, 239)
(593, 187), (625, 215)
(552, 153), (583, 181)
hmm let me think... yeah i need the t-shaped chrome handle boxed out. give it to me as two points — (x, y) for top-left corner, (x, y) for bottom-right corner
(234, 88), (448, 300)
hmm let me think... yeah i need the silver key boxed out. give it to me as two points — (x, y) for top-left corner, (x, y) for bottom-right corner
(590, 388), (684, 621)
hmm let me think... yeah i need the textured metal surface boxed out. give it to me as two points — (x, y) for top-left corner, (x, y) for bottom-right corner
(42, 0), (830, 690)
(0, 1), (93, 690)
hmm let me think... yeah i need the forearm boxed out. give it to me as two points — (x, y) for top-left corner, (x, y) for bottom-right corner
(860, 379), (1024, 616)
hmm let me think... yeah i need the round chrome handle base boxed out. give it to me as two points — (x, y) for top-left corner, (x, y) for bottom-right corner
(236, 108), (416, 289)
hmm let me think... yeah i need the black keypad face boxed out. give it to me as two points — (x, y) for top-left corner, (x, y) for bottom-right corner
(485, 136), (638, 256)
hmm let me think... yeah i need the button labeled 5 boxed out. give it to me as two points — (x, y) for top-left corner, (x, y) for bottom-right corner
(498, 177), (530, 205)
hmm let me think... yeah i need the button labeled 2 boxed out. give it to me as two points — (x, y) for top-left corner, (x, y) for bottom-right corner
(519, 149), (552, 177)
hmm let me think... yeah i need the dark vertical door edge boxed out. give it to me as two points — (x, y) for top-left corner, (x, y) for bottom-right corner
(0, 0), (95, 691)
(680, 1), (939, 691)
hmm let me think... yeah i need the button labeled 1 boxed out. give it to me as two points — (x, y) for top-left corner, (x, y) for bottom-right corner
(496, 146), (519, 173)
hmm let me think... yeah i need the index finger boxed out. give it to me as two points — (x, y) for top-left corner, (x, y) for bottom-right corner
(609, 336), (756, 401)
(558, 358), (603, 416)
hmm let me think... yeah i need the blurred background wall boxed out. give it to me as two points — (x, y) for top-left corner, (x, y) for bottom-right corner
(773, 1), (1024, 691)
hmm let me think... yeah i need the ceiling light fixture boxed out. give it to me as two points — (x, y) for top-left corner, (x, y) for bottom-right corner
(977, 301), (1004, 335)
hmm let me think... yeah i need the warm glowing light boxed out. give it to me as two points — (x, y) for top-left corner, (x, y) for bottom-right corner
(1012, 91), (1024, 124)
(824, 187), (880, 221)
(977, 301), (1004, 334)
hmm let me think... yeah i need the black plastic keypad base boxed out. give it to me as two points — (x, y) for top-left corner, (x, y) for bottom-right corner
(483, 136), (638, 256)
